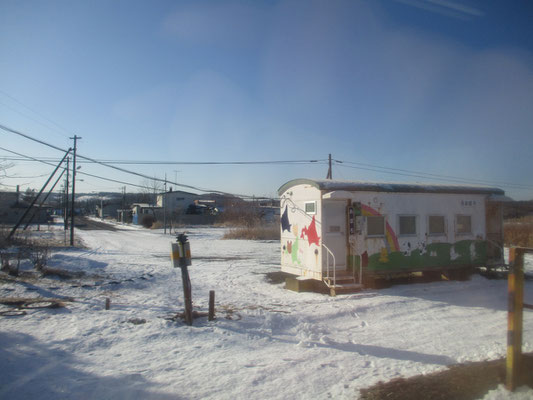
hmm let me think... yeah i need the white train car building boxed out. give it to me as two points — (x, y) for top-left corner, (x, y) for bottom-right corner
(278, 179), (506, 294)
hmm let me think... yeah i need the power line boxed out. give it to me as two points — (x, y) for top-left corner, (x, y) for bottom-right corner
(87, 159), (326, 165)
(0, 90), (73, 138)
(0, 157), (327, 165)
(0, 123), (303, 198)
(0, 144), (273, 199)
(0, 99), (69, 141)
(3, 173), (50, 179)
(0, 155), (328, 169)
(334, 160), (533, 190)
(2, 122), (532, 194)
(0, 145), (147, 191)
(0, 156), (327, 166)
(0, 122), (67, 153)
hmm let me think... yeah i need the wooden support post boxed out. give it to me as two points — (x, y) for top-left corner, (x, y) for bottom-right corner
(181, 265), (193, 326)
(105, 298), (111, 310)
(506, 247), (524, 391)
(208, 290), (215, 321)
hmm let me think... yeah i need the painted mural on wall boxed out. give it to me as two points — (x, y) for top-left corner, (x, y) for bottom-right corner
(356, 204), (487, 272)
(300, 215), (320, 247)
(361, 204), (400, 253)
(281, 202), (321, 267)
(362, 240), (487, 271)
(285, 225), (301, 265)
(281, 206), (291, 233)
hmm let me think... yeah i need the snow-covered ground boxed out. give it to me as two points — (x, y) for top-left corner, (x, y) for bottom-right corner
(1, 222), (532, 399)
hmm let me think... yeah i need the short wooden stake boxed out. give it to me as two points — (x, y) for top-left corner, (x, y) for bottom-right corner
(181, 265), (193, 326)
(105, 298), (111, 310)
(208, 290), (215, 321)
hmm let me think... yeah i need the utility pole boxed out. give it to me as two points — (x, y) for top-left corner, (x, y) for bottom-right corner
(164, 174), (167, 234)
(64, 157), (70, 230)
(70, 135), (81, 246)
(8, 150), (71, 240)
(326, 153), (333, 179)
(121, 186), (126, 224)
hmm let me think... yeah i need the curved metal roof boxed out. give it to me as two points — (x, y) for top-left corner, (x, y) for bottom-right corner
(278, 178), (505, 196)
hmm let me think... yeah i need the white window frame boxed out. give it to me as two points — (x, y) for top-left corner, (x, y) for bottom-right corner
(304, 201), (317, 215)
(367, 215), (386, 237)
(398, 215), (417, 236)
(455, 214), (472, 235)
(428, 215), (446, 236)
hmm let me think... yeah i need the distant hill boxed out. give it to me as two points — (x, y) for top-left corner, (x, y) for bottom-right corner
(504, 200), (533, 219)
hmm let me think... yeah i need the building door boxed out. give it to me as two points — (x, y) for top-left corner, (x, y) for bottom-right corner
(322, 200), (347, 270)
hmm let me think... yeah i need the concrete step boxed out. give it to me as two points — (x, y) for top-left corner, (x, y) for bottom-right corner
(329, 283), (364, 296)
(324, 277), (357, 285)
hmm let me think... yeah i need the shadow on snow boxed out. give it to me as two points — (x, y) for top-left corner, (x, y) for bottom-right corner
(0, 331), (181, 400)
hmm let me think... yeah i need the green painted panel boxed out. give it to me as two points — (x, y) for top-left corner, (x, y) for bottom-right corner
(365, 240), (487, 271)
(474, 240), (487, 263)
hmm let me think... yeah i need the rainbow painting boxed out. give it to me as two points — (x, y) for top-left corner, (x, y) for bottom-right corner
(361, 204), (400, 252)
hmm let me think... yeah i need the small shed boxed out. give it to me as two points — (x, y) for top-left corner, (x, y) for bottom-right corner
(131, 203), (162, 226)
(278, 178), (507, 294)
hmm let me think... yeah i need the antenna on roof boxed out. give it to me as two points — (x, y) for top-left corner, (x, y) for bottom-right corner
(326, 153), (332, 180)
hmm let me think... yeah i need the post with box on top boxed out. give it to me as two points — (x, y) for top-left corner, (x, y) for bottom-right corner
(171, 233), (193, 325)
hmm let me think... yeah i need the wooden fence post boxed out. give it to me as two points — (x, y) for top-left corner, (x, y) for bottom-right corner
(208, 290), (215, 321)
(506, 247), (524, 391)
(181, 265), (193, 326)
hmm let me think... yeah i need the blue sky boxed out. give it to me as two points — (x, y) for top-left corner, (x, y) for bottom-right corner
(1, 0), (532, 199)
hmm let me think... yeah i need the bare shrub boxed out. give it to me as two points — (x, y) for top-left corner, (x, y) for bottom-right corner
(0, 228), (9, 250)
(216, 206), (263, 227)
(141, 214), (155, 228)
(28, 246), (49, 271)
(223, 223), (280, 240)
(151, 221), (163, 229)
(0, 251), (16, 276)
(504, 216), (533, 247)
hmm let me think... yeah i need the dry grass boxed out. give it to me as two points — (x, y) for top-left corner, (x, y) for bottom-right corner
(222, 223), (280, 240)
(360, 353), (533, 400)
(150, 221), (163, 229)
(504, 216), (533, 247)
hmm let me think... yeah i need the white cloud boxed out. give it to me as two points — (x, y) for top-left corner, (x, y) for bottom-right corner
(393, 0), (484, 20)
(161, 2), (267, 48)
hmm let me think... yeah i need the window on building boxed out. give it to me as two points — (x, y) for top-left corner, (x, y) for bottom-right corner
(428, 215), (446, 235)
(304, 201), (316, 215)
(456, 215), (472, 234)
(399, 215), (417, 236)
(367, 216), (385, 237)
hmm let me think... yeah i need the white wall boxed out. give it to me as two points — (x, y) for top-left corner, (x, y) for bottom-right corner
(347, 192), (486, 257)
(157, 192), (196, 212)
(280, 184), (323, 279)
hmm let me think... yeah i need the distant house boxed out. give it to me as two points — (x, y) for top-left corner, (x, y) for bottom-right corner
(256, 198), (280, 221)
(156, 190), (197, 214)
(0, 190), (52, 225)
(96, 201), (121, 219)
(0, 191), (21, 224)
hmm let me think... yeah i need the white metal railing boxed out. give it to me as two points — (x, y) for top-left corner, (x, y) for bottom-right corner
(323, 242), (364, 288)
(322, 243), (336, 286)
